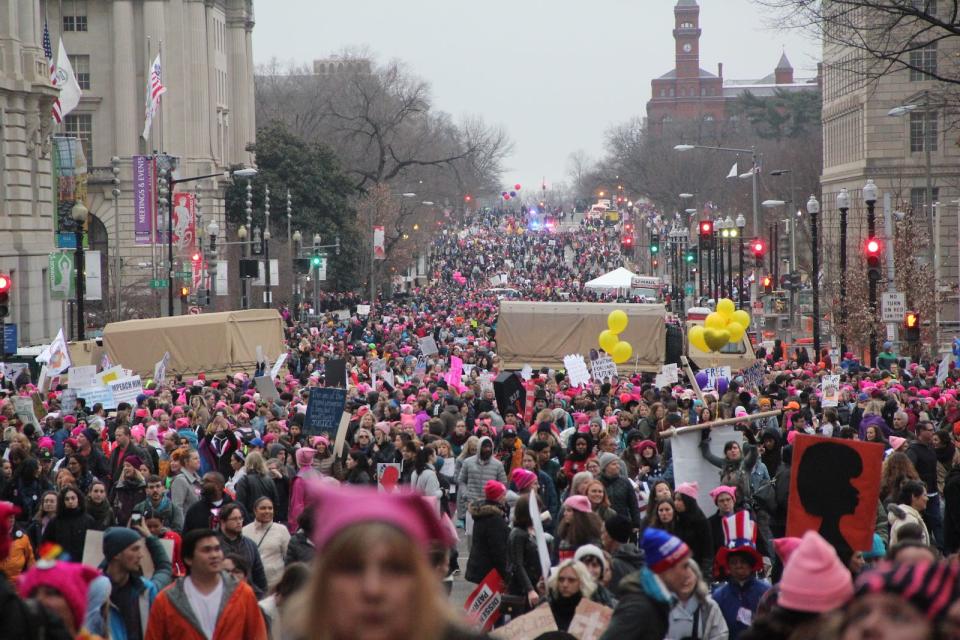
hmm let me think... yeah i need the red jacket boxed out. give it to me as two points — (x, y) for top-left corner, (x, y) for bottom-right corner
(145, 573), (266, 640)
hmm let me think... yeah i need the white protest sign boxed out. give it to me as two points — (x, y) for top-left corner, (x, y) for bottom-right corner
(671, 424), (742, 515)
(60, 389), (78, 415)
(938, 354), (953, 385)
(520, 364), (533, 381)
(419, 335), (439, 356)
(589, 354), (618, 383)
(563, 354), (591, 388)
(43, 328), (72, 374)
(77, 386), (116, 410)
(654, 373), (670, 388)
(255, 345), (265, 366)
(82, 530), (173, 578)
(660, 363), (679, 384)
(13, 397), (39, 428)
(255, 375), (280, 402)
(528, 491), (552, 603)
(701, 366), (732, 391)
(821, 375), (841, 407)
(68, 365), (98, 389)
(270, 353), (288, 380)
(153, 352), (170, 385)
(356, 304), (371, 316)
(380, 369), (395, 389)
(108, 376), (143, 406)
(96, 366), (125, 386)
(479, 372), (494, 393)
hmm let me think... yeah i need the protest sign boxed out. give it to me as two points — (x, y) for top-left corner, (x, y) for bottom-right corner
(1, 363), (28, 386)
(700, 366), (732, 391)
(493, 372), (526, 418)
(325, 359), (347, 388)
(529, 491), (551, 590)
(788, 435), (882, 555)
(821, 375), (840, 407)
(356, 304), (371, 316)
(446, 356), (464, 388)
(108, 376), (143, 406)
(254, 376), (280, 402)
(564, 354), (591, 388)
(67, 365), (98, 389)
(492, 605), (557, 639)
(376, 463), (402, 492)
(77, 386), (116, 410)
(379, 369), (396, 390)
(13, 397), (39, 428)
(370, 358), (387, 378)
(270, 352), (288, 380)
(82, 530), (173, 578)
(419, 335), (439, 356)
(43, 328), (71, 374)
(333, 411), (352, 458)
(96, 366), (125, 386)
(741, 360), (766, 391)
(519, 364), (533, 381)
(660, 362), (679, 384)
(589, 353), (618, 383)
(568, 600), (614, 640)
(462, 363), (476, 379)
(36, 365), (50, 394)
(153, 352), (170, 385)
(671, 424), (743, 515)
(653, 373), (670, 388)
(60, 389), (78, 415)
(464, 569), (504, 632)
(478, 372), (494, 393)
(304, 387), (348, 437)
(938, 354), (953, 385)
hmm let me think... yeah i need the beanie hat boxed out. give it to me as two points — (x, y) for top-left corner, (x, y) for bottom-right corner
(734, 406), (748, 418)
(295, 447), (317, 467)
(101, 527), (142, 566)
(779, 531), (853, 612)
(862, 533), (886, 561)
(123, 455), (143, 471)
(63, 415), (77, 425)
(854, 560), (960, 622)
(575, 544), (610, 573)
(564, 495), (592, 514)
(18, 561), (100, 631)
(0, 501), (19, 561)
(889, 436), (907, 451)
(604, 514), (633, 544)
(675, 482), (699, 501)
(641, 528), (691, 574)
(130, 425), (145, 440)
(773, 537), (802, 563)
(510, 468), (538, 492)
(175, 417), (190, 429)
(597, 452), (619, 474)
(709, 485), (737, 502)
(484, 480), (506, 502)
(82, 427), (98, 444)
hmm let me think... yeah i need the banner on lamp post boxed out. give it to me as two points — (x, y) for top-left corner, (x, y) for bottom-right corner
(373, 226), (385, 260)
(171, 192), (196, 252)
(49, 252), (75, 300)
(133, 155), (156, 245)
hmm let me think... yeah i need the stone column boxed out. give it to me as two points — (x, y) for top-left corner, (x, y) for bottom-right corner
(112, 0), (138, 156)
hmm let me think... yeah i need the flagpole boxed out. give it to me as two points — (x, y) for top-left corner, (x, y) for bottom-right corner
(147, 36), (159, 317)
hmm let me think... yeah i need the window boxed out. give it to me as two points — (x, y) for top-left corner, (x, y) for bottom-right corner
(62, 1), (88, 31)
(910, 187), (939, 214)
(680, 22), (694, 28)
(910, 43), (937, 80)
(68, 55), (90, 90)
(63, 114), (93, 163)
(910, 110), (938, 152)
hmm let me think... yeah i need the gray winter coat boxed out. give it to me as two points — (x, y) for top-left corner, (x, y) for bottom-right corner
(457, 453), (507, 504)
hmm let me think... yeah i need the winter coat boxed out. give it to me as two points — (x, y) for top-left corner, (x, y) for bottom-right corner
(145, 572), (267, 640)
(284, 530), (315, 565)
(235, 472), (279, 517)
(712, 577), (770, 640)
(411, 464), (443, 508)
(0, 572), (73, 640)
(288, 467), (321, 529)
(888, 503), (931, 546)
(601, 474), (642, 528)
(458, 454), (507, 504)
(507, 526), (541, 596)
(243, 520), (290, 591)
(668, 595), (729, 640)
(41, 508), (96, 562)
(110, 477), (147, 527)
(169, 469), (203, 517)
(107, 534), (174, 640)
(133, 496), (183, 532)
(677, 511), (715, 578)
(944, 465), (960, 553)
(465, 500), (509, 584)
(609, 543), (645, 595)
(599, 567), (672, 640)
(0, 526), (34, 580)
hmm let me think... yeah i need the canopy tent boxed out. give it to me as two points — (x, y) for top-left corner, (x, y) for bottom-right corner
(583, 267), (640, 291)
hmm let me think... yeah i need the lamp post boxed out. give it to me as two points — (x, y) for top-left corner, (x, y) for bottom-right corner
(71, 201), (88, 341)
(238, 225), (248, 309)
(207, 219), (219, 309)
(674, 144), (760, 237)
(292, 229), (302, 318)
(263, 185), (271, 309)
(836, 188), (849, 357)
(736, 213), (746, 308)
(717, 217), (728, 298)
(110, 157), (121, 321)
(807, 195), (821, 358)
(313, 232), (322, 314)
(763, 199), (796, 343)
(864, 178), (879, 367)
(725, 215), (736, 299)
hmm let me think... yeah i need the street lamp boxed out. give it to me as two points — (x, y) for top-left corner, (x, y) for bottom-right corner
(864, 178), (879, 366)
(736, 213), (746, 307)
(724, 215), (736, 299)
(675, 143), (760, 237)
(763, 199), (798, 343)
(263, 185), (271, 309)
(807, 194), (822, 358)
(71, 201), (88, 341)
(836, 188), (850, 357)
(717, 217), (729, 298)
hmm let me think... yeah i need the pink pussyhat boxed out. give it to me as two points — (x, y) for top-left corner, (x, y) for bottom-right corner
(675, 482), (699, 501)
(778, 530), (853, 613)
(773, 537), (802, 563)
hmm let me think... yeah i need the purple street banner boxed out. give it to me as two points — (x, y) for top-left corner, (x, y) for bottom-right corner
(133, 155), (156, 245)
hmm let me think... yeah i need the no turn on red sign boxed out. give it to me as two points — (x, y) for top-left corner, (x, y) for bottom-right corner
(881, 292), (906, 323)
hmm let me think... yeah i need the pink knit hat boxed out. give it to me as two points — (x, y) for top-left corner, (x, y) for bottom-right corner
(675, 482), (699, 501)
(174, 417), (190, 429)
(484, 480), (507, 502)
(564, 495), (592, 514)
(773, 537), (802, 563)
(510, 468), (538, 492)
(295, 447), (316, 467)
(308, 482), (455, 551)
(18, 561), (101, 630)
(889, 436), (907, 451)
(778, 531), (853, 613)
(709, 485), (737, 502)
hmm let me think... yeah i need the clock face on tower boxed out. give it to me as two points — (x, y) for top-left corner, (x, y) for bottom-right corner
(683, 43), (692, 53)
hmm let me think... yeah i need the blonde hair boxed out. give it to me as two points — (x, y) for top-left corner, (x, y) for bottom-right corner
(458, 436), (480, 461)
(547, 559), (596, 598)
(308, 523), (454, 640)
(244, 450), (269, 476)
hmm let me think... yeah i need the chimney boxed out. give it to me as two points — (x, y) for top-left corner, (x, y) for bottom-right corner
(718, 63), (723, 79)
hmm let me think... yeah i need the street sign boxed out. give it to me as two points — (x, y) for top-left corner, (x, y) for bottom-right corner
(176, 271), (191, 278)
(881, 292), (906, 323)
(150, 279), (169, 289)
(2, 323), (16, 355)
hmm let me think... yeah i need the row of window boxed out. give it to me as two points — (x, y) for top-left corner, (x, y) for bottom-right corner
(656, 86), (718, 97)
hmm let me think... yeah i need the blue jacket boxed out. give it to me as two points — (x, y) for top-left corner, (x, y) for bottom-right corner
(105, 535), (173, 640)
(712, 576), (771, 639)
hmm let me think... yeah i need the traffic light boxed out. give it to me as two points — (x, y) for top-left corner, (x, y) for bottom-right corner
(650, 234), (659, 254)
(622, 235), (634, 248)
(0, 273), (10, 318)
(202, 288), (212, 306)
(685, 247), (697, 263)
(293, 258), (311, 274)
(904, 310), (921, 343)
(865, 237), (882, 281)
(463, 194), (472, 203)
(179, 286), (190, 299)
(699, 220), (714, 250)
(751, 238), (766, 267)
(652, 258), (659, 268)
(311, 254), (322, 269)
(762, 274), (773, 293)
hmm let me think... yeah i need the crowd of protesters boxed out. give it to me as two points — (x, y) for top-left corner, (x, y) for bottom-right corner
(0, 207), (959, 639)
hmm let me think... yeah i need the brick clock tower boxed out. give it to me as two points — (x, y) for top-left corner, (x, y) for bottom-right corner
(647, 0), (725, 130)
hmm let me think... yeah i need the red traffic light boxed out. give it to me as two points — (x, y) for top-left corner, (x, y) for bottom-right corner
(752, 239), (766, 257)
(463, 194), (472, 203)
(622, 235), (634, 246)
(865, 238), (881, 255)
(699, 220), (713, 234)
(190, 251), (202, 263)
(0, 274), (10, 294)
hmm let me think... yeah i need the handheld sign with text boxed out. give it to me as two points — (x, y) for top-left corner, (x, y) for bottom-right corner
(254, 376), (280, 402)
(493, 371), (525, 418)
(304, 387), (347, 437)
(787, 434), (882, 557)
(464, 569), (504, 632)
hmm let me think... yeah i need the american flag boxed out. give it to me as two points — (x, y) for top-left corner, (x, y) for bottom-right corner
(142, 53), (167, 139)
(148, 55), (167, 102)
(42, 20), (62, 122)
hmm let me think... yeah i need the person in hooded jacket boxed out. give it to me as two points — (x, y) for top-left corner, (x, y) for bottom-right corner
(758, 428), (783, 479)
(673, 484), (715, 578)
(41, 485), (96, 562)
(597, 452), (642, 529)
(465, 480), (510, 585)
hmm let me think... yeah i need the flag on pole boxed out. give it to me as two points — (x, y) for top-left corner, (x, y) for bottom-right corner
(726, 162), (738, 179)
(142, 54), (167, 140)
(41, 21), (62, 121)
(52, 38), (82, 121)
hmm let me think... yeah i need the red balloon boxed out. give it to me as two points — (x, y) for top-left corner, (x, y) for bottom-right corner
(504, 195), (511, 200)
(514, 183), (522, 190)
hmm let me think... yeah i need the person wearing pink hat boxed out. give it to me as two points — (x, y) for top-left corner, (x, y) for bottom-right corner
(18, 559), (102, 637)
(465, 480), (510, 586)
(557, 494), (604, 562)
(300, 482), (471, 640)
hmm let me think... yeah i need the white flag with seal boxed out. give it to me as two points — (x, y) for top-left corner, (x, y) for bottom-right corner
(54, 38), (82, 120)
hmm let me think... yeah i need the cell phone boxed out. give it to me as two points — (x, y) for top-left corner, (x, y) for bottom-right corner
(131, 514), (142, 524)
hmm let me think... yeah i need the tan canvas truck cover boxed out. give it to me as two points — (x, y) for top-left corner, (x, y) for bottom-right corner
(497, 301), (666, 372)
(101, 309), (285, 379)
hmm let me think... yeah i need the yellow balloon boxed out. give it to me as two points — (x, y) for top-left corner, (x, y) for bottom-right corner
(726, 322), (745, 343)
(608, 310), (629, 334)
(611, 341), (633, 364)
(598, 330), (618, 353)
(717, 298), (736, 318)
(704, 328), (730, 352)
(705, 312), (727, 330)
(731, 310), (751, 330)
(688, 325), (709, 352)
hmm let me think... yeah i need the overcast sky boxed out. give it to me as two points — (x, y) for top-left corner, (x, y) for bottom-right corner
(253, 0), (819, 193)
